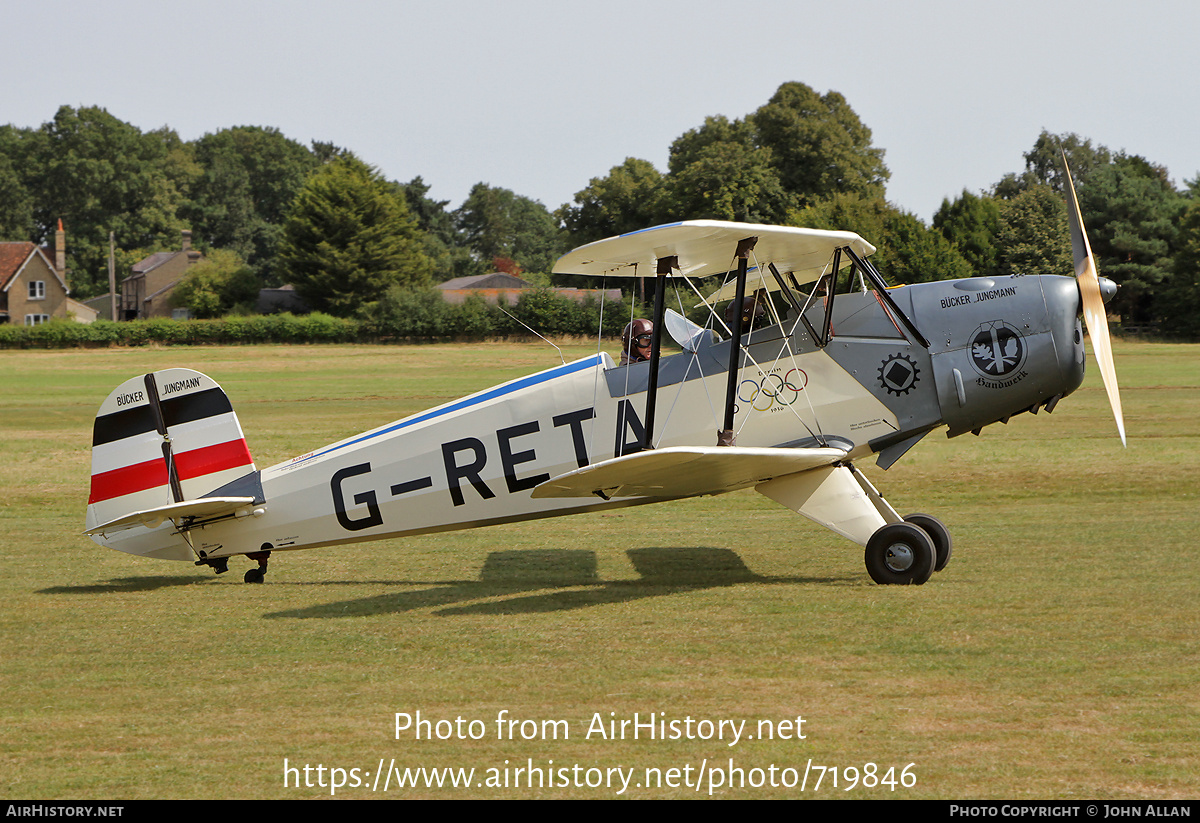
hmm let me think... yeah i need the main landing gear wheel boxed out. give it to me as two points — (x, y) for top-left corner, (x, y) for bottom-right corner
(865, 523), (936, 585)
(903, 513), (952, 572)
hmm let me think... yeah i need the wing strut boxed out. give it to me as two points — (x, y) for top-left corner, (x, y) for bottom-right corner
(640, 256), (674, 451)
(718, 236), (758, 445)
(841, 247), (930, 348)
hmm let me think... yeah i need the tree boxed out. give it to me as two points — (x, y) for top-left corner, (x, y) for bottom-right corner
(277, 156), (433, 316)
(994, 130), (1112, 198)
(559, 83), (889, 247)
(1185, 174), (1200, 199)
(884, 210), (975, 284)
(668, 115), (756, 174)
(749, 82), (889, 205)
(454, 184), (567, 275)
(171, 248), (260, 318)
(1156, 200), (1200, 337)
(995, 184), (1072, 278)
(12, 106), (197, 297)
(933, 190), (1001, 276)
(558, 158), (668, 245)
(1075, 154), (1183, 323)
(791, 193), (972, 284)
(791, 192), (892, 245)
(993, 133), (1191, 324)
(0, 152), (34, 239)
(662, 140), (793, 225)
(184, 126), (319, 271)
(398, 176), (481, 281)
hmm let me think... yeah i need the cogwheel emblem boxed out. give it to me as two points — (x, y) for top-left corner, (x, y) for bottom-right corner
(878, 353), (920, 396)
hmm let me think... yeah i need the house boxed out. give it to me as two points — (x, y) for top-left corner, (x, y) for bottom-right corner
(120, 230), (202, 320)
(82, 293), (117, 321)
(436, 272), (621, 306)
(0, 222), (71, 325)
(436, 272), (537, 306)
(256, 284), (309, 315)
(66, 297), (100, 323)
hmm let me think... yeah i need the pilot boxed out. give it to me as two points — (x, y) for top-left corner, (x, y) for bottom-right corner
(621, 318), (654, 365)
(724, 290), (767, 332)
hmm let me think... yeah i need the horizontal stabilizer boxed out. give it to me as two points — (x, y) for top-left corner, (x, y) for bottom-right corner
(84, 496), (258, 536)
(531, 445), (847, 501)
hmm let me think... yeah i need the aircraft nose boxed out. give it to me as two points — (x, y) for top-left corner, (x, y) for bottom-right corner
(1043, 276), (1087, 398)
(1097, 276), (1118, 304)
(1077, 276), (1117, 312)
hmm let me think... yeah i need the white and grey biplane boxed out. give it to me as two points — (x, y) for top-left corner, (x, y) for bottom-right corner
(85, 159), (1124, 585)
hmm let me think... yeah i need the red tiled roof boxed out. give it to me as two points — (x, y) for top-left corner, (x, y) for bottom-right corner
(0, 242), (37, 291)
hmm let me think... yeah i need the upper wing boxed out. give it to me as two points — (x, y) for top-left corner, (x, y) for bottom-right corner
(530, 445), (848, 501)
(552, 220), (874, 283)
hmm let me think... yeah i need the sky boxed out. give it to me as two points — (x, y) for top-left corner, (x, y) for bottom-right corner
(5, 0), (1198, 224)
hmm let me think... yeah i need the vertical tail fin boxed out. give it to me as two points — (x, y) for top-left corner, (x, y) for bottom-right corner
(86, 369), (257, 559)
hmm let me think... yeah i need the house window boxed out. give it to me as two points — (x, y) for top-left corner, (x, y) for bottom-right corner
(28, 281), (46, 300)
(25, 314), (50, 326)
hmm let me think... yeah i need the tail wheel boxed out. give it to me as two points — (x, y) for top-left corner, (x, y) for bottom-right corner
(244, 548), (271, 584)
(865, 523), (936, 585)
(903, 513), (952, 572)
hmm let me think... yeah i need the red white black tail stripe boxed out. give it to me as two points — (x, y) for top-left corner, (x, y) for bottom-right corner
(86, 369), (256, 535)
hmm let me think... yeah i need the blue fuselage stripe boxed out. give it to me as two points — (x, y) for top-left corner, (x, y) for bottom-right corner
(296, 354), (603, 464)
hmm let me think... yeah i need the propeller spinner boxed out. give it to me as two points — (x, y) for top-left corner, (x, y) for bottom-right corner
(1062, 150), (1127, 446)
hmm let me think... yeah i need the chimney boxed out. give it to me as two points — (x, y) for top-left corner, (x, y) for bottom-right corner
(181, 229), (192, 251)
(55, 219), (66, 276)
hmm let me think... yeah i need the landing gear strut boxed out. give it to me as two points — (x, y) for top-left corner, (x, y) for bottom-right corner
(244, 550), (271, 584)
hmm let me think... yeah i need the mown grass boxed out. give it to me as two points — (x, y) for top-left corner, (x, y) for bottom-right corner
(1, 339), (1197, 799)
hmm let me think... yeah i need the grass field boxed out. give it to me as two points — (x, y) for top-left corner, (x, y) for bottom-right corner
(2, 339), (1197, 799)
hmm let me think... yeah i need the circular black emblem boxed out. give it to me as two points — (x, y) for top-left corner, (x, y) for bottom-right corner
(878, 353), (921, 396)
(969, 321), (1026, 377)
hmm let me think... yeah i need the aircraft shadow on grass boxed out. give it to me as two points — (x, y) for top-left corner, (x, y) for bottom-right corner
(264, 547), (842, 619)
(40, 575), (213, 594)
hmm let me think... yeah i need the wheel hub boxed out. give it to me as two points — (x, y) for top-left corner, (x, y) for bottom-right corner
(884, 543), (914, 572)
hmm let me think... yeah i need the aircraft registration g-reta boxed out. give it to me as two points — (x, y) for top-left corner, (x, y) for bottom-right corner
(85, 156), (1125, 585)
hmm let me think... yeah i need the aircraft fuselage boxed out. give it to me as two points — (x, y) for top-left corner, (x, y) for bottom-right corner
(166, 273), (1084, 563)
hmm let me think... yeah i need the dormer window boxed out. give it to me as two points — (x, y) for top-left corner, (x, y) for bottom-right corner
(28, 281), (45, 300)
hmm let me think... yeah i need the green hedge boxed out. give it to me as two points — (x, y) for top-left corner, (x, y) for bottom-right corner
(0, 290), (645, 349)
(0, 313), (361, 349)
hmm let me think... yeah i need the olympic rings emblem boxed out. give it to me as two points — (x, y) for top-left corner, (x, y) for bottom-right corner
(736, 368), (808, 412)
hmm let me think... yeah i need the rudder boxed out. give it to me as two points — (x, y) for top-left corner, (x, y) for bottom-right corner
(86, 369), (257, 559)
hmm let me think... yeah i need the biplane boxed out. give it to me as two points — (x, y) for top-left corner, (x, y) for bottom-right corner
(84, 158), (1124, 585)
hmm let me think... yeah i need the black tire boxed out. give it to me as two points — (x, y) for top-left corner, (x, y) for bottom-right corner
(865, 523), (936, 585)
(244, 568), (265, 584)
(903, 513), (952, 572)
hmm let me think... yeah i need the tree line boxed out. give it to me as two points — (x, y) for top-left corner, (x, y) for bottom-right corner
(1, 82), (1197, 336)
